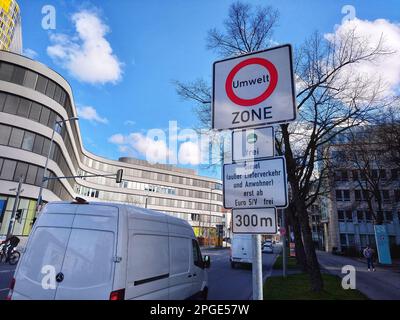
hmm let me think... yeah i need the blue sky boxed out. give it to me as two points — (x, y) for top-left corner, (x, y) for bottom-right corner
(18, 0), (400, 178)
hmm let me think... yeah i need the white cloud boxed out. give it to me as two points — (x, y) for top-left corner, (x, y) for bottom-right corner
(47, 10), (123, 84)
(324, 18), (400, 98)
(77, 106), (108, 124)
(128, 133), (171, 164)
(108, 133), (125, 144)
(23, 48), (38, 59)
(178, 141), (201, 165)
(108, 131), (205, 165)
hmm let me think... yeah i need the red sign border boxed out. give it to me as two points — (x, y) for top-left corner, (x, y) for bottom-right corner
(225, 57), (278, 106)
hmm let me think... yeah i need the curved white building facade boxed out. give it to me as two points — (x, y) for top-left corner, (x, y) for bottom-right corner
(0, 51), (225, 242)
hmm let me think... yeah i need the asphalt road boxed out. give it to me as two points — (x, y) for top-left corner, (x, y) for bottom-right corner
(0, 263), (16, 300)
(202, 248), (277, 300)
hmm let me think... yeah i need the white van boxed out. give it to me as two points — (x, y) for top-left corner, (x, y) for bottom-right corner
(9, 200), (210, 300)
(229, 234), (253, 268)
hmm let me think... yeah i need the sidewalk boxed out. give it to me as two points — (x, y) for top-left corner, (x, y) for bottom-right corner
(317, 251), (400, 300)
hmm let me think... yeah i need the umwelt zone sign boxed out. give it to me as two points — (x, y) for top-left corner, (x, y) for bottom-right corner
(212, 44), (296, 130)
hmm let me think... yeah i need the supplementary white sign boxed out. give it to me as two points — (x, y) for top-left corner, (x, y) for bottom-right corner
(212, 44), (296, 130)
(232, 208), (277, 234)
(223, 157), (288, 209)
(232, 126), (274, 161)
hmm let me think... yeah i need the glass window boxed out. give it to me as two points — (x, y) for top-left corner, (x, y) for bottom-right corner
(39, 107), (50, 126)
(345, 210), (353, 221)
(29, 102), (42, 122)
(0, 62), (14, 81)
(17, 98), (31, 117)
(192, 239), (203, 268)
(357, 210), (364, 222)
(45, 80), (56, 99)
(59, 90), (66, 106)
(354, 190), (362, 201)
(32, 135), (44, 154)
(23, 70), (38, 89)
(343, 190), (350, 201)
(336, 190), (342, 201)
(53, 85), (62, 103)
(9, 127), (24, 148)
(348, 234), (355, 246)
(35, 168), (44, 186)
(35, 75), (48, 94)
(42, 138), (50, 157)
(0, 92), (6, 112)
(395, 190), (400, 202)
(3, 94), (19, 114)
(11, 66), (25, 85)
(0, 124), (11, 145)
(48, 111), (56, 129)
(352, 170), (359, 181)
(26, 164), (38, 185)
(0, 159), (16, 180)
(14, 162), (28, 181)
(385, 211), (393, 222)
(22, 131), (35, 151)
(340, 234), (347, 247)
(391, 169), (398, 181)
(338, 210), (345, 221)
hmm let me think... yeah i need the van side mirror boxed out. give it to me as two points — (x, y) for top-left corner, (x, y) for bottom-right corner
(203, 255), (210, 269)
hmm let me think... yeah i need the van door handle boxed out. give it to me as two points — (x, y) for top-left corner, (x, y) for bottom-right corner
(188, 274), (192, 278)
(193, 273), (197, 277)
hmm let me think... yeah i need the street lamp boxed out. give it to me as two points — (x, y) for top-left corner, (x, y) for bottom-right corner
(208, 186), (217, 247)
(36, 117), (79, 212)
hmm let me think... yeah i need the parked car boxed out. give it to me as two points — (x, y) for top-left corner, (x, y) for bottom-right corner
(263, 240), (272, 247)
(262, 244), (273, 254)
(9, 200), (210, 300)
(230, 234), (253, 268)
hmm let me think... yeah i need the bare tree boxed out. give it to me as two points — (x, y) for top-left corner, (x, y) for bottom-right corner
(375, 109), (400, 169)
(174, 1), (396, 292)
(338, 127), (395, 225)
(207, 2), (279, 57)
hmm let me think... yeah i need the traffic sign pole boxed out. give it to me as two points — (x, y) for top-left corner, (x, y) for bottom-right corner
(252, 234), (263, 300)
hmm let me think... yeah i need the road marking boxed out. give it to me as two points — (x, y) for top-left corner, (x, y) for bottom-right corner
(0, 288), (9, 292)
(0, 270), (14, 273)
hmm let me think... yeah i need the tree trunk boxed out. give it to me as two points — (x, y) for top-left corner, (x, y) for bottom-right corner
(297, 198), (324, 292)
(287, 206), (308, 272)
(281, 124), (323, 292)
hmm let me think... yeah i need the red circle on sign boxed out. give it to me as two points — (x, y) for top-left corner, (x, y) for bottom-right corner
(225, 57), (278, 107)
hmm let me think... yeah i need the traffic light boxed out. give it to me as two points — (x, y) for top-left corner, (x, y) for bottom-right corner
(15, 209), (23, 222)
(116, 169), (123, 183)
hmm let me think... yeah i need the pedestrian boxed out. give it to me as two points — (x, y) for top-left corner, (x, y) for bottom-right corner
(1, 235), (20, 262)
(363, 245), (376, 271)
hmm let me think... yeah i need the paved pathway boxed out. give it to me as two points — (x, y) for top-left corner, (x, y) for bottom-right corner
(317, 251), (400, 300)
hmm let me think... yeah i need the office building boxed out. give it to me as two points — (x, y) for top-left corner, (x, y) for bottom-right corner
(0, 50), (225, 241)
(0, 0), (22, 53)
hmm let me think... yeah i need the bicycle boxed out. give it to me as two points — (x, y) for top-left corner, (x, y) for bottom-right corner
(0, 243), (20, 265)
